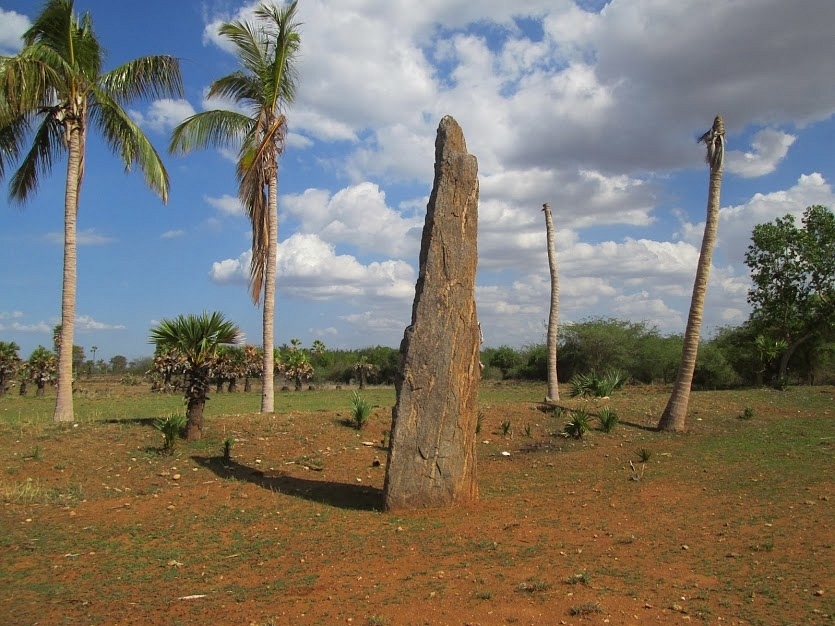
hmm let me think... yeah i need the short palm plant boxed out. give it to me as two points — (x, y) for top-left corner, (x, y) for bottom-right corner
(149, 312), (241, 441)
(154, 413), (186, 453)
(350, 391), (372, 429)
(597, 406), (619, 433)
(563, 408), (590, 439)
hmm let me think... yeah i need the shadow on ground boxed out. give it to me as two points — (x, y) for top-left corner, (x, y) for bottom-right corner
(192, 455), (384, 511)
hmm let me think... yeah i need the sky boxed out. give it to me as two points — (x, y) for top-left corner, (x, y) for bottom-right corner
(2, 0), (835, 364)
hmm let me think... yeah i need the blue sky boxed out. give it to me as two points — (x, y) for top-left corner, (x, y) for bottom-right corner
(2, 0), (835, 364)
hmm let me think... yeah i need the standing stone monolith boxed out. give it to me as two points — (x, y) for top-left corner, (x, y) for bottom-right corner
(383, 116), (480, 511)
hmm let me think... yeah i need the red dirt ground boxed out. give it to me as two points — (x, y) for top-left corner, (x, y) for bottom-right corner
(2, 387), (834, 625)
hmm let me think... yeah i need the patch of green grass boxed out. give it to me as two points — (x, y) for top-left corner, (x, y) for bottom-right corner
(565, 572), (590, 585)
(0, 478), (84, 504)
(569, 601), (604, 616)
(516, 578), (551, 593)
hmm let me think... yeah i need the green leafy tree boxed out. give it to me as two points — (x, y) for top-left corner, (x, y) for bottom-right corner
(745, 205), (835, 385)
(27, 346), (57, 396)
(149, 312), (241, 441)
(110, 355), (128, 374)
(484, 346), (522, 379)
(170, 1), (301, 415)
(659, 115), (725, 432)
(0, 341), (22, 395)
(0, 0), (183, 422)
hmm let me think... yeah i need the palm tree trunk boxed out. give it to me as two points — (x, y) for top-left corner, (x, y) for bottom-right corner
(542, 203), (560, 402)
(54, 123), (85, 423)
(658, 121), (724, 432)
(260, 174), (278, 413)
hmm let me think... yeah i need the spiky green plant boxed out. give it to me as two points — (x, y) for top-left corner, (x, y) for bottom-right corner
(569, 372), (594, 397)
(563, 408), (590, 439)
(350, 391), (372, 429)
(597, 406), (619, 433)
(154, 413), (186, 453)
(223, 437), (235, 462)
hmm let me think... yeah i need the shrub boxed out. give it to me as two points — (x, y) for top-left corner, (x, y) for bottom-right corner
(597, 406), (619, 432)
(154, 413), (186, 453)
(569, 369), (626, 398)
(563, 409), (590, 439)
(350, 391), (372, 429)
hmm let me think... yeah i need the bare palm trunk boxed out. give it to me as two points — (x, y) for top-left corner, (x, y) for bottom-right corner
(542, 203), (560, 402)
(54, 123), (85, 423)
(658, 116), (724, 432)
(260, 174), (278, 413)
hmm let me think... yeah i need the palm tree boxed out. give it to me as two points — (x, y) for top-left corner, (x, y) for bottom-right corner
(0, 341), (22, 396)
(0, 0), (183, 422)
(170, 1), (301, 415)
(354, 355), (376, 390)
(658, 115), (725, 432)
(542, 203), (560, 403)
(27, 346), (57, 396)
(149, 312), (241, 441)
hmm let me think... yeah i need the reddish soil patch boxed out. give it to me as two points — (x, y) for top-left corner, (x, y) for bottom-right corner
(2, 386), (834, 625)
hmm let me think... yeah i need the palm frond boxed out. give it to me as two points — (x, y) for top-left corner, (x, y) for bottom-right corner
(236, 139), (271, 304)
(218, 19), (270, 78)
(207, 72), (262, 108)
(90, 89), (170, 202)
(697, 114), (725, 170)
(0, 109), (33, 180)
(24, 0), (103, 80)
(8, 113), (64, 203)
(258, 0), (301, 112)
(0, 55), (62, 116)
(169, 109), (252, 155)
(101, 55), (183, 103)
(149, 312), (241, 367)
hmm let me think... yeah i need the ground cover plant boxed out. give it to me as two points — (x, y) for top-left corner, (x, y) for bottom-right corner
(1, 381), (834, 625)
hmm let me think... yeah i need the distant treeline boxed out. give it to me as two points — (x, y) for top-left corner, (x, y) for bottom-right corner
(15, 316), (834, 391)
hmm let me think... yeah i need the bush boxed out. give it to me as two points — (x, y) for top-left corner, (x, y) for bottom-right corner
(154, 413), (186, 453)
(350, 391), (372, 429)
(563, 409), (590, 439)
(597, 406), (619, 432)
(569, 369), (626, 398)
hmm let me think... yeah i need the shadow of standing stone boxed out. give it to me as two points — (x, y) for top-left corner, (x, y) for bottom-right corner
(383, 116), (480, 511)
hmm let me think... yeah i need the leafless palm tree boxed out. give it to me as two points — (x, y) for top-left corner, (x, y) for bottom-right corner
(658, 115), (725, 432)
(542, 203), (560, 402)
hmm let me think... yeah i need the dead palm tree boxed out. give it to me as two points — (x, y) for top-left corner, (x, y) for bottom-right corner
(658, 115), (725, 432)
(170, 1), (301, 415)
(542, 203), (560, 402)
(0, 0), (182, 422)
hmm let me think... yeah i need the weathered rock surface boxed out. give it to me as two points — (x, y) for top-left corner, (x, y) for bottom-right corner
(383, 116), (480, 511)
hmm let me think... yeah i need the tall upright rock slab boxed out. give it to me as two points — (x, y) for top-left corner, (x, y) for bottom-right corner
(383, 116), (480, 511)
